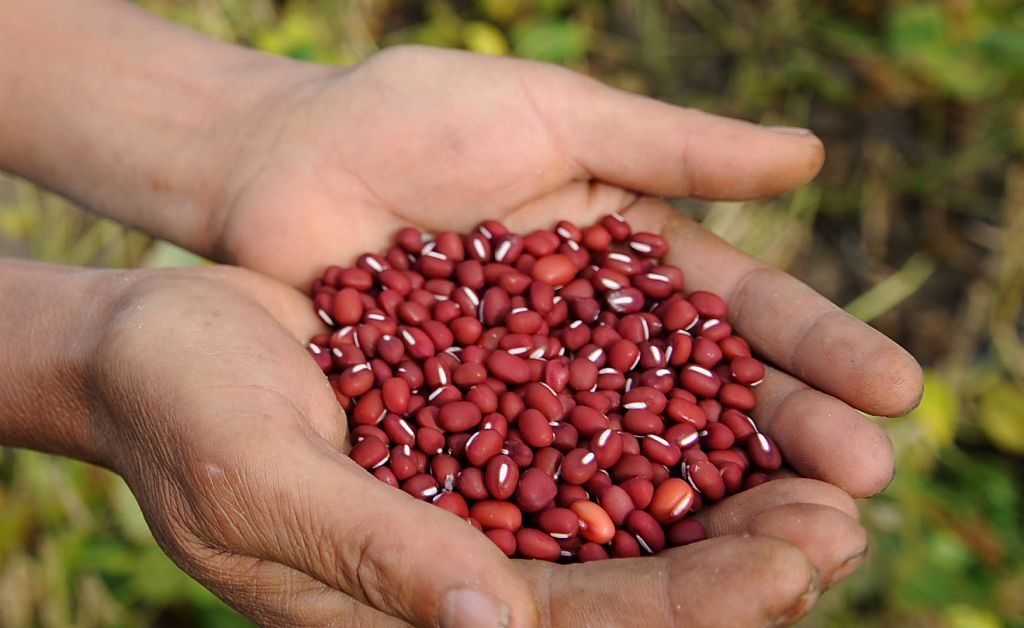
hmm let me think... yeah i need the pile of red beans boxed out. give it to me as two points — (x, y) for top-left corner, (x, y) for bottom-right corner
(306, 214), (781, 562)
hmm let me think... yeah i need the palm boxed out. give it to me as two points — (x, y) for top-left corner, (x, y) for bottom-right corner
(219, 46), (813, 289)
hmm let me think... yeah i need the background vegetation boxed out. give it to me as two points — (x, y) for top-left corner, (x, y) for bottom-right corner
(1, 1), (1022, 626)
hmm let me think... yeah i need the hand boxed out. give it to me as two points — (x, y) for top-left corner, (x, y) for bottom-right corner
(85, 266), (882, 627)
(87, 266), (539, 627)
(213, 44), (920, 482)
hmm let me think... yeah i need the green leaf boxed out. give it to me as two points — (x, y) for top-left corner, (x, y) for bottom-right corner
(910, 370), (959, 450)
(978, 383), (1024, 455)
(511, 19), (589, 64)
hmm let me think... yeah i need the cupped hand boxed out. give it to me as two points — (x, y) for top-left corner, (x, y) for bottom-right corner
(89, 266), (539, 628)
(87, 265), (888, 627)
(213, 43), (921, 485)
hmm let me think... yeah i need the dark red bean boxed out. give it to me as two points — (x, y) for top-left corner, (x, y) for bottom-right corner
(596, 485), (634, 526)
(719, 382), (756, 410)
(465, 429), (504, 467)
(609, 530), (641, 558)
(642, 434), (682, 466)
(720, 409), (758, 441)
(626, 510), (666, 553)
(680, 365), (722, 398)
(456, 467), (489, 500)
(519, 409), (556, 448)
(701, 421), (736, 451)
(484, 455), (519, 500)
(568, 405), (610, 438)
(538, 508), (580, 539)
(621, 409), (663, 436)
(523, 382), (564, 421)
(373, 466), (399, 487)
(416, 426), (445, 455)
(436, 401), (480, 432)
(486, 350), (532, 385)
(747, 433), (782, 471)
(531, 447), (564, 477)
(600, 213), (631, 241)
(485, 528), (516, 556)
(517, 468), (558, 513)
(560, 448), (599, 485)
(350, 438), (389, 470)
(589, 428), (624, 468)
(620, 477), (655, 509)
(516, 528), (561, 561)
(667, 519), (707, 547)
(611, 454), (654, 482)
(686, 459), (725, 501)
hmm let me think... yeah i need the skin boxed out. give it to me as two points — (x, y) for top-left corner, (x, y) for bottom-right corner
(0, 1), (924, 626)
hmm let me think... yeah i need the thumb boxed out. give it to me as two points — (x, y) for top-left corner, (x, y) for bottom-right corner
(268, 446), (537, 628)
(525, 62), (825, 200)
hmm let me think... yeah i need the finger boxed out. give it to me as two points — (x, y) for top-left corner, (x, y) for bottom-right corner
(692, 479), (867, 587)
(755, 366), (895, 497)
(175, 543), (411, 628)
(745, 504), (869, 588)
(530, 64), (825, 200)
(622, 199), (924, 417)
(244, 446), (537, 628)
(179, 339), (539, 627)
(516, 535), (820, 627)
(695, 477), (860, 532)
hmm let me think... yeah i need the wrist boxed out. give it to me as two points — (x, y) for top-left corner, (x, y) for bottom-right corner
(0, 262), (124, 466)
(0, 0), (333, 257)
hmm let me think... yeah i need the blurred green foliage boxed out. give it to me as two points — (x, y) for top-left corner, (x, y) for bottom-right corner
(1, 0), (1022, 626)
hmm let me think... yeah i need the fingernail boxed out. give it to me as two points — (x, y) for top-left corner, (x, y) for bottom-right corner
(765, 125), (813, 137)
(441, 589), (511, 628)
(765, 567), (821, 627)
(829, 545), (869, 586)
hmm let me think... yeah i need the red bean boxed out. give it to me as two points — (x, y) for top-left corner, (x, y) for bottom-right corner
(612, 454), (654, 483)
(456, 467), (489, 501)
(532, 254), (576, 286)
(523, 382), (564, 421)
(538, 508), (580, 539)
(648, 478), (694, 524)
(416, 426), (445, 455)
(642, 435), (682, 467)
(486, 350), (532, 385)
(517, 468), (558, 513)
(560, 448), (599, 485)
(662, 300), (699, 331)
(470, 500), (523, 532)
(621, 477), (655, 509)
(350, 438), (389, 470)
(628, 232), (669, 258)
(622, 409), (663, 436)
(437, 401), (482, 432)
(402, 473), (439, 500)
(600, 214), (632, 241)
(747, 433), (782, 471)
(569, 405), (610, 438)
(518, 409), (556, 448)
(719, 335), (752, 360)
(686, 459), (726, 501)
(609, 530), (641, 558)
(430, 454), (461, 486)
(485, 528), (516, 556)
(719, 382), (757, 410)
(626, 510), (666, 553)
(338, 363), (374, 397)
(667, 519), (707, 547)
(531, 446), (564, 477)
(702, 421), (736, 451)
(596, 484), (635, 526)
(680, 365), (722, 398)
(465, 429), (505, 467)
(381, 378), (411, 414)
(373, 466), (399, 487)
(515, 528), (561, 561)
(570, 500), (615, 544)
(720, 409), (758, 442)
